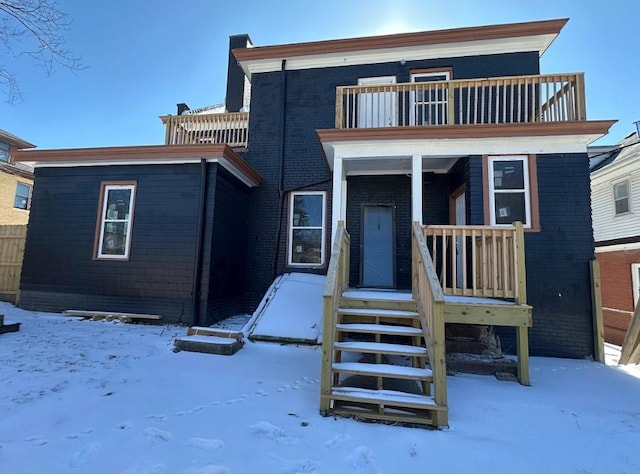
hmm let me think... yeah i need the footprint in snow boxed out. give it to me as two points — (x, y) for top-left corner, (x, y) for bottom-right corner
(116, 421), (133, 430)
(184, 438), (224, 450)
(146, 414), (168, 423)
(281, 458), (321, 474)
(25, 436), (48, 446)
(175, 411), (188, 416)
(346, 446), (380, 474)
(68, 442), (101, 468)
(187, 405), (205, 414)
(324, 433), (351, 450)
(183, 465), (230, 474)
(121, 459), (166, 474)
(250, 421), (298, 445)
(143, 427), (172, 443)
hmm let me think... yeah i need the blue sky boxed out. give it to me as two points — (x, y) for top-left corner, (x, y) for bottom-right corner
(1, 0), (638, 149)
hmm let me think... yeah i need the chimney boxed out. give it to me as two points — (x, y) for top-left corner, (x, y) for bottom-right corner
(177, 103), (190, 115)
(635, 120), (640, 139)
(226, 34), (252, 113)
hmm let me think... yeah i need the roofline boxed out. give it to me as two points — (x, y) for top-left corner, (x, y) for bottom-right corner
(12, 144), (262, 186)
(234, 18), (568, 63)
(0, 129), (36, 149)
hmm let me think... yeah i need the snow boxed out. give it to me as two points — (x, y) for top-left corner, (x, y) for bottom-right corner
(249, 273), (325, 344)
(0, 301), (639, 473)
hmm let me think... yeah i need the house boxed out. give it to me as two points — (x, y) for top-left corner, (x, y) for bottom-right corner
(14, 18), (614, 426)
(590, 127), (640, 345)
(0, 129), (35, 225)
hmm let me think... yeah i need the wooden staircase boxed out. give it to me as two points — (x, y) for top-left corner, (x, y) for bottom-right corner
(325, 290), (447, 426)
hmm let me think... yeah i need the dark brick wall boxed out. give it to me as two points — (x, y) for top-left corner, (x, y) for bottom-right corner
(469, 153), (596, 358)
(596, 249), (640, 345)
(243, 52), (539, 308)
(20, 163), (250, 325)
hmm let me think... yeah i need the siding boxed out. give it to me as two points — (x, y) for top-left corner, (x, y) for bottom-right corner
(470, 153), (596, 358)
(591, 149), (640, 242)
(243, 52), (540, 308)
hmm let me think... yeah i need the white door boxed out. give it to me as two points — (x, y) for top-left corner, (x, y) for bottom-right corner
(455, 193), (466, 289)
(358, 76), (397, 128)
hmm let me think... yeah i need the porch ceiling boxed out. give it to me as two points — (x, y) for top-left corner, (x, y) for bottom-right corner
(343, 155), (460, 175)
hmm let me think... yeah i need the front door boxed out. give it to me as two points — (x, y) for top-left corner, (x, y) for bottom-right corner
(361, 205), (395, 288)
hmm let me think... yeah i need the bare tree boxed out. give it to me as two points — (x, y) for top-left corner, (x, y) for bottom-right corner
(0, 0), (83, 102)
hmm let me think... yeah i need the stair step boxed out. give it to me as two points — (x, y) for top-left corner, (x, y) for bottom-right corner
(334, 341), (427, 356)
(332, 362), (432, 380)
(330, 387), (443, 410)
(336, 323), (422, 336)
(338, 308), (420, 319)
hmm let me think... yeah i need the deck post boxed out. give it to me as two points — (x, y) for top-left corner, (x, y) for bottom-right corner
(514, 221), (527, 305)
(516, 325), (530, 386)
(589, 260), (605, 363)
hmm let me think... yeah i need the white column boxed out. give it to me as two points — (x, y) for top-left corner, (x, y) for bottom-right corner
(411, 153), (423, 223)
(331, 156), (345, 238)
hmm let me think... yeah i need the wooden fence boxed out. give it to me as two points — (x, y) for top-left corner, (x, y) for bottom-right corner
(161, 112), (249, 147)
(0, 225), (27, 304)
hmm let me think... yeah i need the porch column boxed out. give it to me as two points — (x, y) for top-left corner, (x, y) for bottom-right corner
(411, 153), (423, 223)
(331, 155), (346, 237)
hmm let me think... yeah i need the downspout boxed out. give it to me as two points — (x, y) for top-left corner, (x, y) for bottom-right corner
(271, 59), (287, 280)
(191, 158), (208, 326)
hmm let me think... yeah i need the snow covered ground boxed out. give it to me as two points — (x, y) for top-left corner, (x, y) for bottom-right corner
(1, 302), (639, 474)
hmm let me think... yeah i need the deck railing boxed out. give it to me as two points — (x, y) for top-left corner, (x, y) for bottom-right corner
(336, 73), (585, 129)
(320, 221), (350, 414)
(160, 112), (249, 147)
(412, 221), (447, 426)
(423, 222), (526, 303)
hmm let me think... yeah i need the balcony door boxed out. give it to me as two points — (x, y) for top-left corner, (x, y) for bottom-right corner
(410, 70), (451, 126)
(358, 76), (397, 128)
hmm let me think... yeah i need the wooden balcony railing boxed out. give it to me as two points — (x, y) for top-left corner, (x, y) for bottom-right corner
(161, 112), (249, 147)
(422, 222), (526, 303)
(336, 73), (585, 129)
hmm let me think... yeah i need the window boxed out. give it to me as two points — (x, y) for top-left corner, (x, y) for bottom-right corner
(14, 182), (32, 210)
(613, 181), (630, 215)
(95, 182), (136, 260)
(410, 69), (451, 126)
(0, 142), (9, 162)
(488, 156), (531, 227)
(632, 263), (640, 308)
(288, 192), (325, 266)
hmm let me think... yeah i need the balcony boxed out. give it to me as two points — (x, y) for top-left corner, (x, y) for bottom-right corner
(161, 112), (249, 147)
(335, 73), (586, 129)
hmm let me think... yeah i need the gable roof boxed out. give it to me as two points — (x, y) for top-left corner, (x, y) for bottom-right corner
(234, 18), (568, 77)
(0, 129), (36, 149)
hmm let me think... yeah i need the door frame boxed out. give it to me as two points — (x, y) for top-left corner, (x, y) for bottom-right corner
(359, 203), (397, 288)
(357, 76), (397, 128)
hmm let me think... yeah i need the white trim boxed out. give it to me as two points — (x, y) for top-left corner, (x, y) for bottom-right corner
(632, 263), (640, 308)
(238, 34), (558, 78)
(487, 155), (531, 228)
(288, 191), (326, 267)
(97, 184), (136, 260)
(411, 154), (423, 223)
(321, 134), (599, 170)
(595, 242), (640, 253)
(331, 156), (344, 238)
(27, 157), (260, 188)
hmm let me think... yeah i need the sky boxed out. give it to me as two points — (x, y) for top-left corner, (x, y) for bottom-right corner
(1, 300), (640, 473)
(1, 0), (638, 149)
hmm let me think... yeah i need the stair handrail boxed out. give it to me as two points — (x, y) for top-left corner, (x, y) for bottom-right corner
(320, 221), (350, 414)
(412, 221), (448, 426)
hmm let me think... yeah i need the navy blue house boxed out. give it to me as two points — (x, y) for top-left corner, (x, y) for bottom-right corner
(15, 18), (614, 360)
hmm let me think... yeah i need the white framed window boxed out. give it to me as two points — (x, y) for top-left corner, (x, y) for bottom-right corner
(613, 180), (630, 215)
(95, 182), (136, 260)
(14, 182), (32, 210)
(288, 191), (326, 266)
(410, 70), (451, 126)
(488, 155), (531, 227)
(632, 263), (640, 308)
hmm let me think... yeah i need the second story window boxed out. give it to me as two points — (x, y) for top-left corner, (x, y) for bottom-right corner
(14, 182), (32, 210)
(0, 142), (9, 162)
(613, 180), (630, 215)
(410, 69), (451, 126)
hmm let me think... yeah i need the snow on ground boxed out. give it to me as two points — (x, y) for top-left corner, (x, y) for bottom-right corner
(1, 302), (639, 474)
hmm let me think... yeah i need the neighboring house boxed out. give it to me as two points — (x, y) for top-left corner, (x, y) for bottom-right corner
(0, 129), (35, 225)
(14, 19), (613, 361)
(590, 129), (640, 345)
